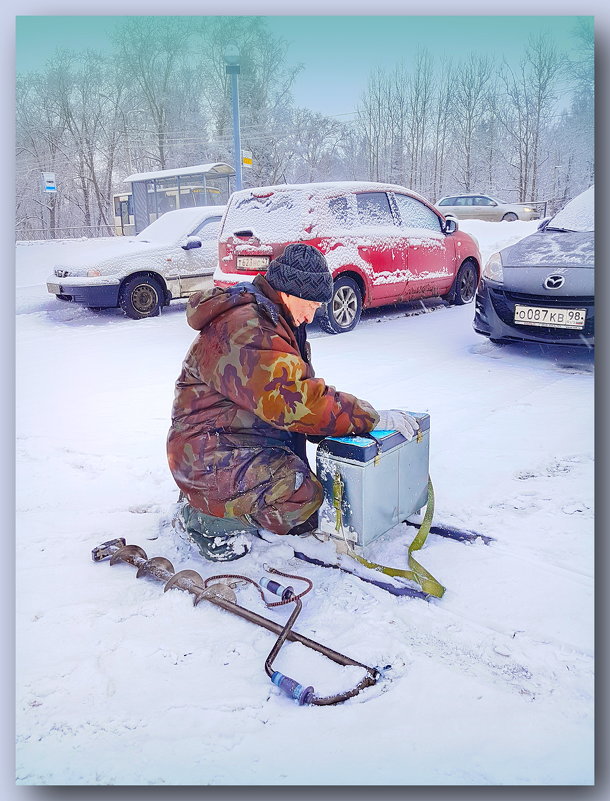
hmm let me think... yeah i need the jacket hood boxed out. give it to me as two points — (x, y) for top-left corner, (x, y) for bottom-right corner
(186, 275), (287, 331)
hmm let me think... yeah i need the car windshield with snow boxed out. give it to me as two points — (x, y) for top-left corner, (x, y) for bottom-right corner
(213, 181), (482, 333)
(473, 186), (594, 346)
(46, 205), (225, 319)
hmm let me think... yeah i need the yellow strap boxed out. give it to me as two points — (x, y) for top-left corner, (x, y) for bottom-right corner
(335, 475), (445, 599)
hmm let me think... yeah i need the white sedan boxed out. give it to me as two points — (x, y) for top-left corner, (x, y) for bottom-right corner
(46, 206), (225, 319)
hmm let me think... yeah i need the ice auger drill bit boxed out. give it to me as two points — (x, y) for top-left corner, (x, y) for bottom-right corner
(92, 538), (379, 706)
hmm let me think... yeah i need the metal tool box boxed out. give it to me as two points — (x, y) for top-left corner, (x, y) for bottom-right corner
(315, 412), (430, 549)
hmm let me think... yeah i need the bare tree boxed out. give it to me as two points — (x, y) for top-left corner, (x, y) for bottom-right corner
(16, 70), (68, 236)
(567, 17), (594, 102)
(405, 50), (435, 192)
(452, 54), (493, 191)
(498, 33), (562, 201)
(561, 18), (594, 194)
(385, 65), (408, 185)
(47, 50), (130, 230)
(291, 109), (346, 182)
(357, 68), (392, 182)
(112, 17), (194, 170)
(193, 16), (302, 179)
(431, 57), (454, 201)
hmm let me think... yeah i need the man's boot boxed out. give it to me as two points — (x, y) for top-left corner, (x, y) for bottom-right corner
(180, 502), (256, 562)
(286, 510), (319, 537)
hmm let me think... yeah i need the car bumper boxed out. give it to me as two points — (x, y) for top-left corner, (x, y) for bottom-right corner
(473, 279), (594, 346)
(46, 276), (121, 307)
(212, 265), (259, 288)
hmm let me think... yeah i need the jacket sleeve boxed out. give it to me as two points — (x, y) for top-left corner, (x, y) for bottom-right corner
(197, 309), (379, 437)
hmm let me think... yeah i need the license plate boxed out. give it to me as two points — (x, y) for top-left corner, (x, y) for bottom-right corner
(47, 282), (61, 294)
(236, 256), (270, 269)
(514, 304), (586, 330)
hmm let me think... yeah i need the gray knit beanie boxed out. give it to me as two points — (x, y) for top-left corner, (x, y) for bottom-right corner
(265, 244), (333, 303)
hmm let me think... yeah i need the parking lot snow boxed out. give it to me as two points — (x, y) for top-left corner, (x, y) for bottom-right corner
(15, 219), (593, 786)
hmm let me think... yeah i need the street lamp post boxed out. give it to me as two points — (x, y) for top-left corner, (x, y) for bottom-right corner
(553, 165), (564, 214)
(224, 44), (243, 192)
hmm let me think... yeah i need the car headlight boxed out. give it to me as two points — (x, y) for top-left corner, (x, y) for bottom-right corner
(482, 252), (504, 283)
(87, 269), (102, 277)
(522, 207), (534, 212)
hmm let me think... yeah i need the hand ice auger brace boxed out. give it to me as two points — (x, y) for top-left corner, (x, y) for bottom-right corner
(92, 538), (379, 706)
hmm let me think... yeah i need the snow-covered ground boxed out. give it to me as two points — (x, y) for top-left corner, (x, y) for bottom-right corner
(15, 220), (594, 786)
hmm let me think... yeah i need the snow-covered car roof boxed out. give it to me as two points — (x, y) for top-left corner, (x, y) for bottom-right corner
(135, 206), (225, 244)
(221, 183), (442, 243)
(231, 181), (429, 204)
(548, 186), (594, 232)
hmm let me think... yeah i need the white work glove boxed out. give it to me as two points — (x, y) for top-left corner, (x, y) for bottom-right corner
(375, 409), (419, 441)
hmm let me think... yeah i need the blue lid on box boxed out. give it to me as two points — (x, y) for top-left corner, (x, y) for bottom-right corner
(318, 413), (429, 463)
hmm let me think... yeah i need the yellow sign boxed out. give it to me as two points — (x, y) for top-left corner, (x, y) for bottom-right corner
(242, 150), (252, 167)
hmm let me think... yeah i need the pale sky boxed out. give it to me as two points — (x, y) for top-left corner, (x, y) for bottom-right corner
(16, 15), (588, 117)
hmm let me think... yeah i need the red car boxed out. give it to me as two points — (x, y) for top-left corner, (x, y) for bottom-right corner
(213, 181), (481, 333)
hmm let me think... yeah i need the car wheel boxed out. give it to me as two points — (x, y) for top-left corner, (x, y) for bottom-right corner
(450, 261), (478, 305)
(318, 276), (362, 334)
(502, 212), (518, 222)
(119, 275), (163, 320)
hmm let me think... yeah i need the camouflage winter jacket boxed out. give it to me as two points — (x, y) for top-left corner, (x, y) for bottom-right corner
(166, 275), (379, 514)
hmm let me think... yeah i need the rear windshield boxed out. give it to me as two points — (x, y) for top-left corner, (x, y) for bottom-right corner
(136, 208), (216, 243)
(221, 191), (308, 241)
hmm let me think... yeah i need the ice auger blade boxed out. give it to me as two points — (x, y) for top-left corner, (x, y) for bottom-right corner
(93, 539), (380, 706)
(91, 538), (126, 562)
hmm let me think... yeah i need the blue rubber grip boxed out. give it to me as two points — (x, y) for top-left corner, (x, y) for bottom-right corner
(260, 577), (294, 600)
(271, 671), (314, 705)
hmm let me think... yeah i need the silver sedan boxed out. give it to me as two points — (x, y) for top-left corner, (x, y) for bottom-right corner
(436, 193), (540, 222)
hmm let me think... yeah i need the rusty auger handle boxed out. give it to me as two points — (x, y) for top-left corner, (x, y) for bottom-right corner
(91, 539), (380, 706)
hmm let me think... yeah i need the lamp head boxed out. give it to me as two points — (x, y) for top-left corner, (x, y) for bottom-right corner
(224, 43), (240, 66)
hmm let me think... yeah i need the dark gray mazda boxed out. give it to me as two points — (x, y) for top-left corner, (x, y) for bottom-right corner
(473, 186), (594, 347)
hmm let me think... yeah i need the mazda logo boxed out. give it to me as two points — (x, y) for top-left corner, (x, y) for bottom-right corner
(544, 274), (565, 290)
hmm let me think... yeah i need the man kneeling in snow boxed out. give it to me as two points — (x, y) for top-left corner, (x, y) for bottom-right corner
(167, 243), (418, 561)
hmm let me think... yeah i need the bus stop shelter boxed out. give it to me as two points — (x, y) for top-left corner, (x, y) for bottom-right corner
(124, 162), (235, 233)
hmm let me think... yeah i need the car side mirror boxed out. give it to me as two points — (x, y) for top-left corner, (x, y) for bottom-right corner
(181, 236), (203, 250)
(443, 217), (458, 234)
